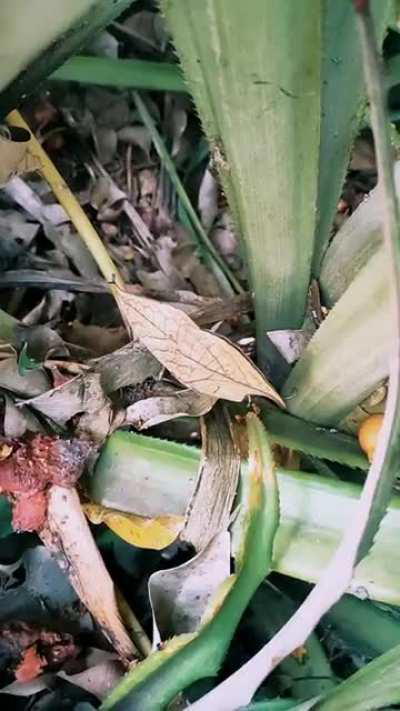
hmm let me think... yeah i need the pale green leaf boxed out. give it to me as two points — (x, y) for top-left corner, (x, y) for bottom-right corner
(162, 0), (321, 342)
(282, 250), (391, 426)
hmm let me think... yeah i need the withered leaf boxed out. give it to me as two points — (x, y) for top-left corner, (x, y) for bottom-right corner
(182, 405), (240, 551)
(125, 390), (216, 430)
(114, 288), (284, 405)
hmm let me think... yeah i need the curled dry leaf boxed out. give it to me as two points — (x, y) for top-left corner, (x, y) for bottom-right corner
(22, 373), (108, 425)
(3, 394), (42, 438)
(124, 390), (216, 430)
(84, 502), (183, 550)
(149, 532), (230, 646)
(182, 405), (240, 551)
(113, 287), (284, 405)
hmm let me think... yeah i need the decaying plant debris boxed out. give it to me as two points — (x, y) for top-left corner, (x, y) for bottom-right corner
(1, 1), (400, 710)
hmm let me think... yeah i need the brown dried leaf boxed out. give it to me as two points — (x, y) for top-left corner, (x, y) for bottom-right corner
(91, 342), (161, 393)
(22, 373), (107, 425)
(125, 390), (216, 430)
(182, 405), (240, 551)
(114, 288), (284, 405)
(0, 358), (50, 398)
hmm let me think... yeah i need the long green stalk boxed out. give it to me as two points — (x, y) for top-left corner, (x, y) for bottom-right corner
(91, 431), (400, 605)
(51, 55), (186, 93)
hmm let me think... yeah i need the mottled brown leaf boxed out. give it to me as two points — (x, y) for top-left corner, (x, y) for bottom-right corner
(114, 288), (284, 405)
(125, 390), (216, 430)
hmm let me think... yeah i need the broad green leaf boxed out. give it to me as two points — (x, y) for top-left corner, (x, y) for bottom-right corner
(101, 414), (279, 710)
(282, 250), (391, 426)
(162, 0), (321, 343)
(313, 0), (391, 273)
(91, 431), (400, 605)
(0, 0), (136, 118)
(241, 703), (300, 711)
(314, 643), (400, 711)
(259, 405), (367, 469)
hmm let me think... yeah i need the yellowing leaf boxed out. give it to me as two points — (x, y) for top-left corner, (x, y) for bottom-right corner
(84, 502), (183, 550)
(113, 287), (284, 406)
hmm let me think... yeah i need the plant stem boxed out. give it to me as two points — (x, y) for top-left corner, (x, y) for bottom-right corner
(116, 589), (152, 658)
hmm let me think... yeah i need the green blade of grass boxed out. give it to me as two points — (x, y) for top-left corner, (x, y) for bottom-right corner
(101, 414), (279, 710)
(259, 405), (367, 469)
(0, 0), (136, 119)
(91, 431), (400, 604)
(50, 55), (186, 93)
(162, 0), (321, 345)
